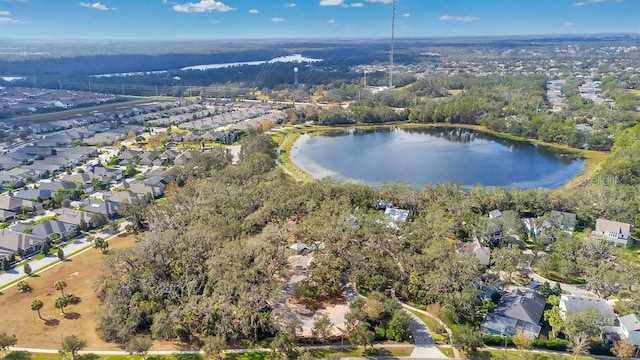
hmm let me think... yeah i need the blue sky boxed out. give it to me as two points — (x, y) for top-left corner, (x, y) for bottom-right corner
(0, 0), (639, 39)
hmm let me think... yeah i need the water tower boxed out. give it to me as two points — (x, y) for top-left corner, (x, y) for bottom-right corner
(294, 67), (299, 85)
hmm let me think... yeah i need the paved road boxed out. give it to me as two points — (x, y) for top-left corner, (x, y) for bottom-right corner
(525, 262), (590, 296)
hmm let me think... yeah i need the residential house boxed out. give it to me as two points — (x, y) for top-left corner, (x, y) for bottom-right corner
(13, 188), (53, 202)
(82, 198), (119, 218)
(487, 209), (504, 246)
(39, 180), (78, 192)
(458, 237), (491, 266)
(61, 172), (95, 185)
(139, 151), (159, 166)
(103, 190), (139, 204)
(0, 196), (39, 213)
(12, 220), (76, 240)
(559, 294), (616, 323)
(173, 150), (194, 165)
(0, 209), (16, 222)
(122, 180), (162, 199)
(549, 211), (577, 231)
(524, 211), (576, 241)
(54, 208), (95, 227)
(480, 288), (546, 338)
(593, 218), (634, 246)
(618, 314), (640, 347)
(0, 228), (45, 259)
(86, 164), (123, 183)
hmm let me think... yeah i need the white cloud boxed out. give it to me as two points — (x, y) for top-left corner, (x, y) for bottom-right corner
(328, 19), (336, 24)
(320, 0), (343, 5)
(172, 0), (235, 13)
(80, 2), (115, 10)
(0, 16), (19, 23)
(0, 10), (9, 15)
(565, 22), (575, 26)
(249, 8), (259, 13)
(271, 17), (285, 22)
(366, 0), (393, 3)
(347, 2), (364, 7)
(573, 0), (622, 6)
(402, 13), (410, 17)
(438, 15), (478, 22)
(282, 2), (296, 7)
(210, 19), (222, 24)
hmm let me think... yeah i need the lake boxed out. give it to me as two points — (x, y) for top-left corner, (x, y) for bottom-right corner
(289, 127), (585, 189)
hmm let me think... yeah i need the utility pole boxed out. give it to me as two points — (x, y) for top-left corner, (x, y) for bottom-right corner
(389, 0), (396, 88)
(88, 81), (92, 93)
(58, 79), (62, 90)
(121, 83), (125, 95)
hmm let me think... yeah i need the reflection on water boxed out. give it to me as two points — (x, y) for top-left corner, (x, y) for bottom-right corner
(291, 127), (585, 189)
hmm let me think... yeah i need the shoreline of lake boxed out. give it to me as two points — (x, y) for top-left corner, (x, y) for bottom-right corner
(276, 123), (609, 190)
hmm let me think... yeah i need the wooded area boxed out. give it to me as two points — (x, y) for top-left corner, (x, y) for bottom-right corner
(101, 130), (640, 348)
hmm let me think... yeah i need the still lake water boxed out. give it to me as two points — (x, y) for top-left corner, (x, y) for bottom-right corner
(289, 127), (586, 189)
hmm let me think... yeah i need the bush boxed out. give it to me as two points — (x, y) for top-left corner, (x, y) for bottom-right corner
(589, 343), (613, 356)
(483, 335), (513, 347)
(63, 293), (81, 305)
(375, 325), (387, 341)
(533, 338), (568, 351)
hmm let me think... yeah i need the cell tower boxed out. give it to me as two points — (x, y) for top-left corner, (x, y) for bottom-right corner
(294, 67), (299, 85)
(389, 0), (396, 88)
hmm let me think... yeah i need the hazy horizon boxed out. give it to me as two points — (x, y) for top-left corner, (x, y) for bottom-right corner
(1, 0), (639, 40)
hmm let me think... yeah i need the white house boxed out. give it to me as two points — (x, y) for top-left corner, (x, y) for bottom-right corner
(593, 218), (634, 246)
(559, 294), (615, 323)
(619, 314), (640, 347)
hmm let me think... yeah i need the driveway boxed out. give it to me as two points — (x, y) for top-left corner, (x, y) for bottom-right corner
(406, 311), (447, 359)
(525, 262), (590, 296)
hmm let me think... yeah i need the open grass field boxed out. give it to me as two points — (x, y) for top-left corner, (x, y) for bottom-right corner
(473, 349), (596, 360)
(0, 234), (146, 351)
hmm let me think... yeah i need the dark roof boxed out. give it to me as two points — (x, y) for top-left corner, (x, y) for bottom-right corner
(495, 289), (545, 326)
(12, 220), (75, 238)
(39, 180), (77, 192)
(13, 188), (53, 201)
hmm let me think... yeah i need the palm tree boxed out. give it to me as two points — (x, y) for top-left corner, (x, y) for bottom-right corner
(31, 299), (44, 320)
(54, 280), (67, 296)
(54, 296), (68, 315)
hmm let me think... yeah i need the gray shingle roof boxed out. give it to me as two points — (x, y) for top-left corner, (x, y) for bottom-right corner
(560, 294), (615, 321)
(595, 219), (633, 237)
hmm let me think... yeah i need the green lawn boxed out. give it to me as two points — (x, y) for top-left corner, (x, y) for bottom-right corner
(438, 347), (455, 358)
(408, 310), (450, 344)
(474, 349), (596, 360)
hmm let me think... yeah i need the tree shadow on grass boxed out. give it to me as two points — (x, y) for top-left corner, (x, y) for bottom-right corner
(5, 351), (32, 360)
(77, 354), (100, 360)
(44, 318), (60, 326)
(175, 355), (203, 360)
(362, 348), (401, 359)
(64, 312), (81, 320)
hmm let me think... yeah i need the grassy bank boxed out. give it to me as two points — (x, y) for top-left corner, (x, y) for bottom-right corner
(272, 123), (609, 189)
